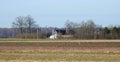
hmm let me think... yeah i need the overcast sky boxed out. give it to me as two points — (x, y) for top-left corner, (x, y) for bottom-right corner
(0, 0), (120, 28)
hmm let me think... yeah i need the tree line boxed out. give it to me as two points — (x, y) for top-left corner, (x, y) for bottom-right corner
(0, 15), (120, 39)
(65, 20), (120, 39)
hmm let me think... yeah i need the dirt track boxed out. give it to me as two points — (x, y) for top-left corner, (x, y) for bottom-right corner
(0, 40), (120, 52)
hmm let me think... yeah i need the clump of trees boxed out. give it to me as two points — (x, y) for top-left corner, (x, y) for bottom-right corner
(12, 15), (37, 34)
(12, 15), (37, 39)
(103, 26), (120, 39)
(12, 15), (50, 39)
(65, 20), (120, 39)
(65, 20), (97, 39)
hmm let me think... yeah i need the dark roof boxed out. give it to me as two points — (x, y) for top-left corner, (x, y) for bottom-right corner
(55, 29), (67, 35)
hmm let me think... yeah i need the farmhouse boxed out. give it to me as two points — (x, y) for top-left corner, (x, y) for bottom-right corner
(49, 28), (72, 39)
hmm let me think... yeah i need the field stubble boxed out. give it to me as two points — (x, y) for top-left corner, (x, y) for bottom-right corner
(0, 40), (120, 62)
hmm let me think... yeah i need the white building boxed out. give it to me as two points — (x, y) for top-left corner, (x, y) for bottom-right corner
(49, 29), (57, 39)
(49, 29), (67, 39)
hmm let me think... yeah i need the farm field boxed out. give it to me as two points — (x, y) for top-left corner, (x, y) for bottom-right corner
(0, 40), (120, 62)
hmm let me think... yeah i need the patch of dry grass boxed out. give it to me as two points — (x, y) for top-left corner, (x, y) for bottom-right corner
(0, 60), (116, 62)
(0, 52), (120, 62)
(0, 60), (110, 62)
(0, 38), (120, 42)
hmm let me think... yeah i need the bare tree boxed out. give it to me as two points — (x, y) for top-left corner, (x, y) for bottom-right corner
(65, 20), (79, 35)
(86, 20), (96, 38)
(25, 15), (37, 34)
(12, 16), (26, 34)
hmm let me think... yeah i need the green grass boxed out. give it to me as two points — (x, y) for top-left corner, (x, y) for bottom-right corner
(0, 51), (120, 62)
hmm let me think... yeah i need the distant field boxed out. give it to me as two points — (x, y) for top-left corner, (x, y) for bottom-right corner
(0, 40), (120, 62)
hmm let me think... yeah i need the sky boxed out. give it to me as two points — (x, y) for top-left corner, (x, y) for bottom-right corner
(0, 0), (120, 28)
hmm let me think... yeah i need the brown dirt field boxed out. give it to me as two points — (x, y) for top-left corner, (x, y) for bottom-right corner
(0, 40), (120, 52)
